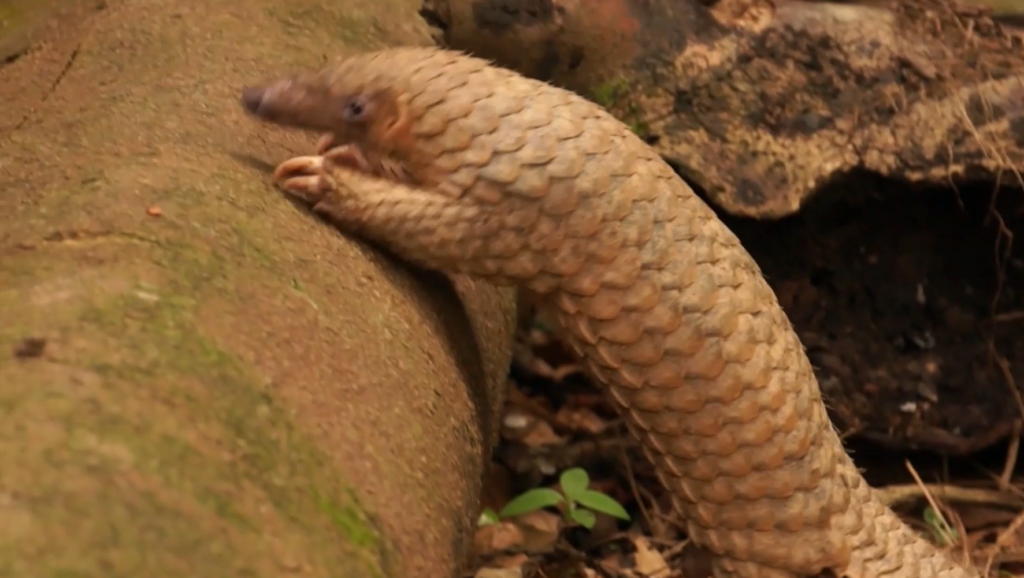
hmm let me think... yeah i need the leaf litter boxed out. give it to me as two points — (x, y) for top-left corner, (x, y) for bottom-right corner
(466, 306), (1024, 578)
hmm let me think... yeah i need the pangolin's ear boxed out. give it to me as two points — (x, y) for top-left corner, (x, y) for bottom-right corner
(382, 92), (413, 142)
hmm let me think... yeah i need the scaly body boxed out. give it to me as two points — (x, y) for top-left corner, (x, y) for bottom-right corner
(240, 46), (978, 578)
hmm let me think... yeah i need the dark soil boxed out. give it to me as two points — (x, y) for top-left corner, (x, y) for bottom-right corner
(720, 176), (1024, 455)
(497, 176), (1024, 578)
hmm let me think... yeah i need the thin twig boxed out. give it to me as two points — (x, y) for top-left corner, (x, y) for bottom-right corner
(905, 460), (958, 543)
(995, 353), (1024, 435)
(619, 440), (654, 537)
(994, 310), (1024, 323)
(984, 508), (1024, 577)
(877, 483), (1024, 508)
(1000, 421), (1022, 490)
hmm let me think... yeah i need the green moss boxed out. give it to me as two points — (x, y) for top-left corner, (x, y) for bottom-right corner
(0, 2), (22, 28)
(317, 492), (378, 549)
(266, 2), (375, 51)
(50, 570), (93, 578)
(88, 290), (383, 537)
(977, 0), (1024, 14)
(588, 80), (652, 140)
(0, 0), (96, 62)
(590, 77), (630, 108)
(0, 0), (29, 37)
(625, 102), (653, 140)
(229, 221), (281, 269)
(588, 79), (653, 139)
(0, 241), (388, 578)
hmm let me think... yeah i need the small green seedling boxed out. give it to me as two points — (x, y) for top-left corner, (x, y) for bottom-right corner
(922, 505), (959, 547)
(478, 508), (502, 527)
(479, 468), (631, 530)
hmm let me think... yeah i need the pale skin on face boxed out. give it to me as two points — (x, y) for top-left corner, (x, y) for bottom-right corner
(241, 73), (416, 180)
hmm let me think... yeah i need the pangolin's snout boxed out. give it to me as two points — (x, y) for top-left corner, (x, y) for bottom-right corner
(240, 86), (268, 116)
(239, 78), (335, 133)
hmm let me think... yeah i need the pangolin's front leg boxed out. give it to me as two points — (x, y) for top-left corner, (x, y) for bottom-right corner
(274, 147), (523, 285)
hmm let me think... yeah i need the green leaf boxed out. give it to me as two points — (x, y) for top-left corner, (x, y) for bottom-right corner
(571, 508), (597, 529)
(478, 508), (501, 527)
(921, 506), (957, 546)
(499, 488), (565, 518)
(573, 489), (630, 521)
(559, 468), (590, 499)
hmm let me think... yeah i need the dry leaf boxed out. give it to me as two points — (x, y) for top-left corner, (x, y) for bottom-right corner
(491, 553), (530, 569)
(475, 566), (523, 578)
(957, 506), (1021, 530)
(554, 405), (609, 435)
(520, 419), (565, 448)
(631, 535), (670, 578)
(513, 509), (562, 554)
(474, 521), (524, 556)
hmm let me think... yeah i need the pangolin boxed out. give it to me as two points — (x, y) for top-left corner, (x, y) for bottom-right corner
(239, 46), (980, 578)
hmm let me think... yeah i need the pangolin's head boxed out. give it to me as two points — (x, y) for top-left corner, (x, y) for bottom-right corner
(241, 48), (455, 161)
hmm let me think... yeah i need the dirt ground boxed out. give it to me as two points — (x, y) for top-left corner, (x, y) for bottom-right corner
(724, 177), (1024, 455)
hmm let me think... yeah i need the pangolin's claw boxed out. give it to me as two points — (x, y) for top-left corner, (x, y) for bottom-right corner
(322, 144), (371, 173)
(279, 174), (333, 204)
(314, 136), (372, 172)
(273, 155), (323, 182)
(273, 155), (332, 204)
(315, 133), (336, 155)
(273, 143), (369, 206)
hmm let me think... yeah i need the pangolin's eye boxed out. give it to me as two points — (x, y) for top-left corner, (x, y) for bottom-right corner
(341, 95), (368, 122)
